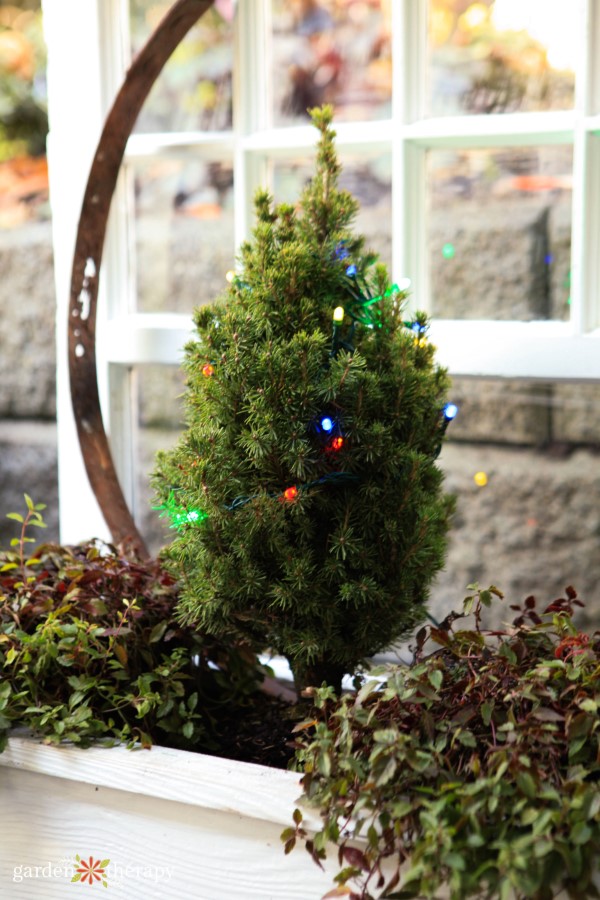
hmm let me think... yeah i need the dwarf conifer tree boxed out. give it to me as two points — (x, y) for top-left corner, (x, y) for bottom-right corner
(153, 107), (454, 692)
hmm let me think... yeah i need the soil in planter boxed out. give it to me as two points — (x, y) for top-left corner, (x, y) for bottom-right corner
(159, 690), (300, 770)
(210, 691), (299, 769)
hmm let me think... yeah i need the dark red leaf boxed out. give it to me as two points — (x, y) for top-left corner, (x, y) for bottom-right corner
(342, 847), (369, 871)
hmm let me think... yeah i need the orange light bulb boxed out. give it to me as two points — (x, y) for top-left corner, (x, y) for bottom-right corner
(283, 486), (298, 501)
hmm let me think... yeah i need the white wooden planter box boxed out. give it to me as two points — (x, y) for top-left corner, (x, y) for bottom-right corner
(0, 735), (339, 899)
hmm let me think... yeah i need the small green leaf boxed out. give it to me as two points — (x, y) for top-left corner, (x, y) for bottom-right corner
(428, 669), (443, 691)
(6, 513), (23, 523)
(571, 821), (592, 845)
(516, 771), (537, 799)
(481, 701), (494, 726)
(149, 621), (168, 644)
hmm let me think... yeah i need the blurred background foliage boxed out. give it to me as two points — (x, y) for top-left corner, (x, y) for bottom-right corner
(0, 1), (47, 160)
(0, 0), (48, 228)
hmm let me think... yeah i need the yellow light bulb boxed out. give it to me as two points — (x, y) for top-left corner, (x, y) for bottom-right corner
(225, 270), (235, 283)
(474, 471), (488, 487)
(333, 306), (345, 323)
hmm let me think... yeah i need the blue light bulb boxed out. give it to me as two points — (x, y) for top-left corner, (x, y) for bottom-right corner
(346, 264), (357, 277)
(444, 403), (458, 420)
(320, 416), (334, 432)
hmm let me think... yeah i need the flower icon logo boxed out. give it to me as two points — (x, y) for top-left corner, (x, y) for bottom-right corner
(72, 855), (110, 888)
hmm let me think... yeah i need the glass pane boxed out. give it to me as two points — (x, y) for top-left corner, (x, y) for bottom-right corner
(432, 378), (600, 630)
(271, 0), (392, 126)
(135, 364), (186, 556)
(428, 145), (573, 320)
(132, 157), (235, 313)
(428, 0), (581, 117)
(129, 2), (233, 132)
(272, 154), (392, 270)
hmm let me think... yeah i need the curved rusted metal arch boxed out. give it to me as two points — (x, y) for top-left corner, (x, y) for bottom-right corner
(69, 0), (215, 558)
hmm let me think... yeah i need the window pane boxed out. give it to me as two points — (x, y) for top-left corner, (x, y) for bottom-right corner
(428, 145), (572, 320)
(271, 0), (392, 126)
(135, 364), (186, 556)
(433, 378), (600, 630)
(131, 157), (235, 313)
(272, 154), (392, 270)
(129, 2), (233, 132)
(428, 0), (581, 117)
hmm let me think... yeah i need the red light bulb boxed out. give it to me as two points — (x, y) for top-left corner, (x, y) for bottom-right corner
(330, 436), (344, 451)
(283, 486), (298, 501)
(202, 363), (215, 377)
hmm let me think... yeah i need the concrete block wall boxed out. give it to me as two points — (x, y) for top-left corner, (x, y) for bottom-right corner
(0, 222), (59, 547)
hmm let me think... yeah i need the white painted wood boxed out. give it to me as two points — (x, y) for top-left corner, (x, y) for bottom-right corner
(42, 0), (114, 546)
(430, 321), (600, 380)
(125, 130), (236, 158)
(103, 313), (194, 365)
(0, 737), (338, 900)
(403, 111), (575, 147)
(99, 314), (600, 381)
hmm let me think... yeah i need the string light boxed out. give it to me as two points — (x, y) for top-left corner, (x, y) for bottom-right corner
(320, 416), (334, 433)
(333, 306), (345, 323)
(443, 402), (459, 421)
(283, 486), (298, 501)
(474, 471), (488, 487)
(404, 320), (429, 337)
(334, 242), (349, 261)
(434, 402), (459, 458)
(329, 436), (344, 451)
(442, 243), (455, 260)
(225, 472), (360, 511)
(154, 491), (208, 530)
(225, 270), (250, 291)
(202, 363), (215, 377)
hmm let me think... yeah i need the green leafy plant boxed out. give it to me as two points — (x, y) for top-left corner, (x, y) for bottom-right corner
(286, 586), (600, 900)
(153, 106), (454, 692)
(0, 496), (264, 754)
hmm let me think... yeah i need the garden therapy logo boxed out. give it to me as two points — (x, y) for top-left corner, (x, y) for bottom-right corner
(72, 855), (109, 888)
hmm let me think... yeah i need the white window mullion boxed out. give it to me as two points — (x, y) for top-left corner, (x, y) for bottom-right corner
(394, 0), (428, 316)
(577, 0), (600, 332)
(404, 111), (575, 148)
(431, 320), (600, 380)
(98, 1), (136, 522)
(233, 0), (272, 249)
(43, 0), (121, 544)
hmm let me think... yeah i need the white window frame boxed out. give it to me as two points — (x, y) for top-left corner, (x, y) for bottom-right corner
(43, 0), (600, 544)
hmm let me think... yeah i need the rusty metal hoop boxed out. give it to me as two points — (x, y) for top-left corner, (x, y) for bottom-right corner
(69, 0), (215, 558)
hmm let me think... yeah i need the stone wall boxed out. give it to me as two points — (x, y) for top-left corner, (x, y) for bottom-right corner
(2, 204), (600, 635)
(0, 221), (59, 546)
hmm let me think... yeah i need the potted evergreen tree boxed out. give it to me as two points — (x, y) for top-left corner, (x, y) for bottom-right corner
(152, 106), (455, 694)
(0, 108), (455, 898)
